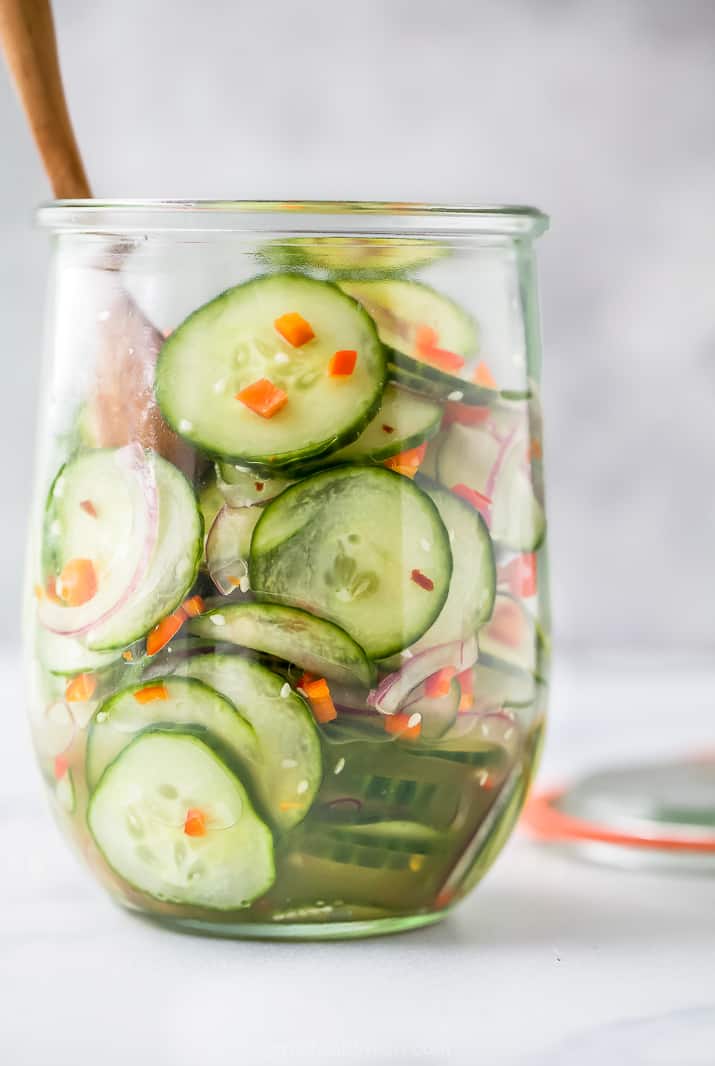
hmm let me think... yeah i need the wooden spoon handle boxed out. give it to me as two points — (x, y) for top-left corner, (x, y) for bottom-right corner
(0, 0), (90, 198)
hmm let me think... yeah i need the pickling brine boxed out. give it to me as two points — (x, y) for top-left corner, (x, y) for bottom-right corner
(26, 202), (549, 938)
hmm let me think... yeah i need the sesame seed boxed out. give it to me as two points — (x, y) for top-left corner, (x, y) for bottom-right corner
(280, 683), (291, 699)
(210, 614), (226, 626)
(213, 378), (227, 394)
(239, 575), (250, 593)
(296, 780), (309, 795)
(178, 419), (193, 433)
(402, 648), (414, 660)
(478, 770), (489, 786)
(420, 538), (431, 552)
(504, 727), (514, 741)
(448, 529), (456, 544)
(447, 390), (464, 402)
(274, 351), (290, 365)
(281, 758), (298, 769)
(53, 477), (65, 498)
(50, 520), (61, 536)
(334, 757), (346, 775)
(480, 722), (490, 737)
(407, 712), (422, 729)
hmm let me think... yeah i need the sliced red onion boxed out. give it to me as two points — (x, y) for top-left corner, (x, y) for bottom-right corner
(39, 444), (159, 636)
(369, 635), (479, 715)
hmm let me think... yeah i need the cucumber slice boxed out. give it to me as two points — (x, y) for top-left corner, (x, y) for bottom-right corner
(479, 594), (543, 676)
(86, 454), (202, 650)
(88, 731), (275, 909)
(316, 819), (446, 852)
(156, 274), (387, 468)
(261, 236), (447, 276)
(39, 447), (159, 637)
(190, 603), (375, 688)
(411, 480), (495, 650)
(406, 678), (461, 740)
(36, 627), (120, 677)
(216, 463), (294, 507)
(294, 383), (442, 472)
(197, 478), (225, 544)
(340, 280), (493, 404)
(437, 421), (545, 551)
(86, 676), (259, 790)
(472, 657), (539, 709)
(205, 505), (261, 595)
(249, 466), (452, 659)
(181, 654), (322, 830)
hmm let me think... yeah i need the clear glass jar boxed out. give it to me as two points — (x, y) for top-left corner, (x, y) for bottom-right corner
(26, 201), (549, 938)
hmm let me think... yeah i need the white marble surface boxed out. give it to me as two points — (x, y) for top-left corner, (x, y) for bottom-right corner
(1, 654), (714, 1065)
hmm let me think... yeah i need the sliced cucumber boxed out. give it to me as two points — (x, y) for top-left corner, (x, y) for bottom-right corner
(86, 676), (259, 790)
(86, 454), (202, 649)
(249, 466), (452, 659)
(411, 480), (495, 650)
(315, 819), (446, 851)
(479, 593), (543, 676)
(205, 505), (262, 595)
(180, 654), (322, 830)
(437, 421), (545, 551)
(39, 447), (158, 637)
(407, 678), (461, 740)
(197, 478), (225, 545)
(340, 279), (494, 405)
(261, 236), (447, 276)
(190, 603), (374, 688)
(36, 627), (120, 677)
(88, 731), (275, 909)
(472, 658), (538, 709)
(156, 274), (387, 468)
(216, 463), (294, 507)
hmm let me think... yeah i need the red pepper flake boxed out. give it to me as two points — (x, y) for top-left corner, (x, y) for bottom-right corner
(382, 424), (395, 434)
(411, 568), (434, 592)
(255, 482), (265, 492)
(80, 499), (98, 518)
(122, 649), (134, 662)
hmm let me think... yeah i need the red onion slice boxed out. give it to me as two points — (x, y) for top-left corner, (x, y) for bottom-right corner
(39, 444), (159, 636)
(369, 635), (479, 714)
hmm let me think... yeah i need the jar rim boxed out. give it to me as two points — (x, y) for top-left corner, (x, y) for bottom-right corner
(36, 199), (549, 238)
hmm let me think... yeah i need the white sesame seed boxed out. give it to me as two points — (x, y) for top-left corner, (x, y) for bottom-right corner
(274, 351), (290, 365)
(402, 648), (414, 660)
(407, 712), (422, 729)
(334, 757), (345, 775)
(50, 520), (61, 536)
(239, 575), (251, 593)
(212, 378), (227, 394)
(281, 758), (298, 769)
(448, 529), (456, 544)
(420, 538), (431, 552)
(98, 310), (110, 322)
(504, 727), (514, 741)
(178, 419), (193, 433)
(478, 769), (489, 786)
(447, 390), (464, 402)
(296, 780), (309, 795)
(280, 683), (291, 699)
(480, 722), (490, 737)
(210, 614), (226, 626)
(53, 477), (65, 498)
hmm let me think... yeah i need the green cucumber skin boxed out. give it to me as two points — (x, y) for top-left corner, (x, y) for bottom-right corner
(155, 274), (388, 471)
(259, 238), (447, 278)
(190, 603), (376, 688)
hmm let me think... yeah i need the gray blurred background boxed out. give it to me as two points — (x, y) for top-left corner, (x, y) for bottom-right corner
(2, 0), (714, 656)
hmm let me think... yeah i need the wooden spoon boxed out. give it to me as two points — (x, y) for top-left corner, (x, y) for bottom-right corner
(0, 0), (194, 474)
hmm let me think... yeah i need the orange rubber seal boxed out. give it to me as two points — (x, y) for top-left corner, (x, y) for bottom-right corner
(522, 787), (715, 853)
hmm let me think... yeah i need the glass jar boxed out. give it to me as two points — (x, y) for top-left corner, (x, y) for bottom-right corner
(26, 201), (550, 939)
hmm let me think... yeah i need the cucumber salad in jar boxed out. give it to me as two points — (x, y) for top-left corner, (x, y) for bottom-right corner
(29, 230), (549, 934)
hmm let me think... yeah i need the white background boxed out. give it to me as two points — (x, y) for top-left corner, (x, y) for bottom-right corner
(1, 0), (714, 653)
